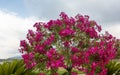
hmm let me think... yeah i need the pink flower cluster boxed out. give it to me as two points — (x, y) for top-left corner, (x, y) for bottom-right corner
(22, 52), (36, 69)
(19, 12), (119, 75)
(46, 48), (65, 69)
(59, 28), (75, 37)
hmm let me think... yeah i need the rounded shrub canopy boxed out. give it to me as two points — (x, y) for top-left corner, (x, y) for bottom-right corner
(19, 12), (120, 75)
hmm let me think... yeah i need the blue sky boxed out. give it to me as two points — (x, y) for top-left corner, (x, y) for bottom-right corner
(0, 0), (27, 17)
(0, 0), (120, 59)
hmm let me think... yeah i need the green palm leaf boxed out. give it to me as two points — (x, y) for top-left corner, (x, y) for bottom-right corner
(0, 59), (32, 75)
(106, 61), (120, 75)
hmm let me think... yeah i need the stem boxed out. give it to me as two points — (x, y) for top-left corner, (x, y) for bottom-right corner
(66, 66), (72, 75)
(65, 47), (72, 75)
(50, 67), (57, 75)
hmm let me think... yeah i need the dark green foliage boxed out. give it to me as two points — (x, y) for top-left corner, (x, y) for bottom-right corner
(0, 59), (37, 75)
(106, 61), (120, 75)
(116, 50), (120, 59)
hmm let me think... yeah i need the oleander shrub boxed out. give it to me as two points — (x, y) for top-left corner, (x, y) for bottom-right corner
(19, 12), (120, 75)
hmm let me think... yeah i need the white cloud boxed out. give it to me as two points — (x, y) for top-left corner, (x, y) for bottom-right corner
(24, 0), (120, 24)
(0, 10), (39, 59)
(1, 0), (120, 58)
(103, 23), (120, 39)
(24, 0), (120, 39)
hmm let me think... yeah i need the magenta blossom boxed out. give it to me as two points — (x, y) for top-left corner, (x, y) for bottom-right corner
(19, 12), (120, 75)
(59, 28), (75, 37)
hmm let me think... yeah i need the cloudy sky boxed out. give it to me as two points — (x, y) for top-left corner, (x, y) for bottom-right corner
(0, 0), (120, 59)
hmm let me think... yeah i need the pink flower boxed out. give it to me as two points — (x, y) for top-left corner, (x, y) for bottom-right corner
(54, 73), (58, 75)
(97, 25), (102, 32)
(86, 27), (98, 38)
(19, 40), (28, 53)
(39, 73), (45, 75)
(46, 48), (64, 68)
(33, 22), (41, 31)
(22, 53), (36, 69)
(28, 30), (34, 36)
(98, 68), (107, 75)
(91, 62), (97, 70)
(46, 48), (56, 59)
(46, 20), (55, 29)
(59, 28), (75, 37)
(71, 47), (79, 53)
(20, 40), (27, 48)
(71, 72), (78, 75)
(35, 32), (43, 42)
(35, 45), (45, 54)
(75, 14), (84, 23)
(60, 12), (68, 19)
(22, 53), (34, 60)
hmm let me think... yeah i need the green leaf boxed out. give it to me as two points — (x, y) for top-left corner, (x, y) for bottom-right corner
(9, 60), (18, 74)
(15, 65), (25, 75)
(0, 59), (30, 75)
(106, 61), (120, 75)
